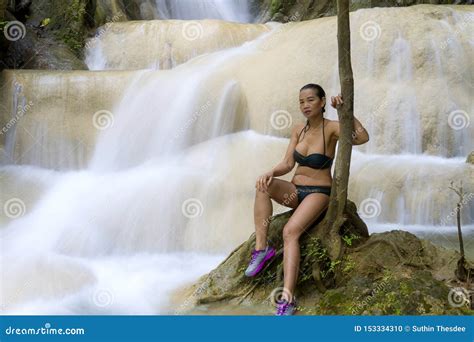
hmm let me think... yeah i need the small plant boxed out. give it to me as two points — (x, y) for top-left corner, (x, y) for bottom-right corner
(40, 18), (51, 28)
(270, 0), (283, 17)
(57, 0), (87, 55)
(342, 233), (360, 246)
(342, 256), (355, 274)
(299, 237), (339, 283)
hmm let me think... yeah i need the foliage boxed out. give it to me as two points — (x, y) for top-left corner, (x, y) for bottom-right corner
(56, 0), (86, 55)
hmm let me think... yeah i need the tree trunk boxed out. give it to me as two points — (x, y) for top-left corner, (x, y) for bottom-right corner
(316, 0), (355, 260)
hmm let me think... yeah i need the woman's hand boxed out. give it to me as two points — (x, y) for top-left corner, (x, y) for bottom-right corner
(331, 94), (343, 109)
(256, 170), (274, 192)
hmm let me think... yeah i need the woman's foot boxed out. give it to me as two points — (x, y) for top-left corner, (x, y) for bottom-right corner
(244, 246), (276, 277)
(275, 298), (297, 316)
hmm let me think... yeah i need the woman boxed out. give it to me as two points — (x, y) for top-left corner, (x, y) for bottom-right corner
(244, 83), (369, 315)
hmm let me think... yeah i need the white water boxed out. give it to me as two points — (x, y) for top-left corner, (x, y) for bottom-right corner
(154, 0), (253, 23)
(88, 42), (257, 171)
(1, 6), (473, 314)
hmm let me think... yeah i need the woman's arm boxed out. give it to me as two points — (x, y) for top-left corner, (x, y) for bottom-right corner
(256, 124), (300, 192)
(330, 95), (369, 145)
(351, 116), (369, 145)
(271, 124), (300, 176)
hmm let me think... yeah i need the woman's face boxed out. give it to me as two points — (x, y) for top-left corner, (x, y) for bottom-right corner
(299, 89), (325, 118)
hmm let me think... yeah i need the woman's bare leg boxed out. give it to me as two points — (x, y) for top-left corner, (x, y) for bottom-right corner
(282, 193), (329, 302)
(253, 179), (298, 251)
(254, 189), (273, 250)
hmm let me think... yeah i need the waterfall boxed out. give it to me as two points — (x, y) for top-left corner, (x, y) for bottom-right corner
(154, 0), (253, 23)
(1, 5), (473, 314)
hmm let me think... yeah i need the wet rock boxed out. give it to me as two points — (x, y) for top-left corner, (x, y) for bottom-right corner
(251, 0), (472, 23)
(180, 205), (472, 315)
(466, 151), (474, 164)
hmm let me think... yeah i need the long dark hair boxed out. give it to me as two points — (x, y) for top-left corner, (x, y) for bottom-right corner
(297, 83), (326, 143)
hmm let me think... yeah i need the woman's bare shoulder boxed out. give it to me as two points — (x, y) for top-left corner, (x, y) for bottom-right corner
(324, 119), (340, 138)
(292, 122), (305, 134)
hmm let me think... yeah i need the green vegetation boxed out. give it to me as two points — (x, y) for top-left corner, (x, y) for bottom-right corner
(270, 0), (283, 17)
(57, 0), (87, 55)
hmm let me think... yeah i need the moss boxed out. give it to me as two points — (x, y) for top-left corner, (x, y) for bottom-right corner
(299, 237), (333, 283)
(270, 0), (283, 17)
(341, 256), (356, 274)
(298, 267), (473, 315)
(56, 0), (87, 56)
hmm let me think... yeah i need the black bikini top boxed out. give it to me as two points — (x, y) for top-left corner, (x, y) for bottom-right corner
(293, 118), (333, 170)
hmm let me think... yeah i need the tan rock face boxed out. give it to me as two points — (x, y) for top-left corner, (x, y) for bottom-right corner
(0, 6), (472, 228)
(2, 6), (472, 167)
(0, 69), (137, 169)
(84, 20), (270, 70)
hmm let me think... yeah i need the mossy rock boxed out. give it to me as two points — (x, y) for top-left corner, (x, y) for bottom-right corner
(253, 0), (470, 23)
(180, 204), (473, 315)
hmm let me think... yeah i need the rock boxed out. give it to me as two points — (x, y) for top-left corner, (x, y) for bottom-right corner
(3, 16), (88, 70)
(466, 151), (474, 164)
(1, 0), (92, 70)
(0, 0), (7, 20)
(179, 205), (472, 315)
(251, 0), (472, 23)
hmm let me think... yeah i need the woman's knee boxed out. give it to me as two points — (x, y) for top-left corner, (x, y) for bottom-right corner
(255, 179), (277, 197)
(255, 187), (270, 198)
(282, 223), (302, 242)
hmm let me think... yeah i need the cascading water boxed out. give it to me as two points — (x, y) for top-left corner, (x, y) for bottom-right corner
(154, 0), (253, 22)
(1, 5), (473, 314)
